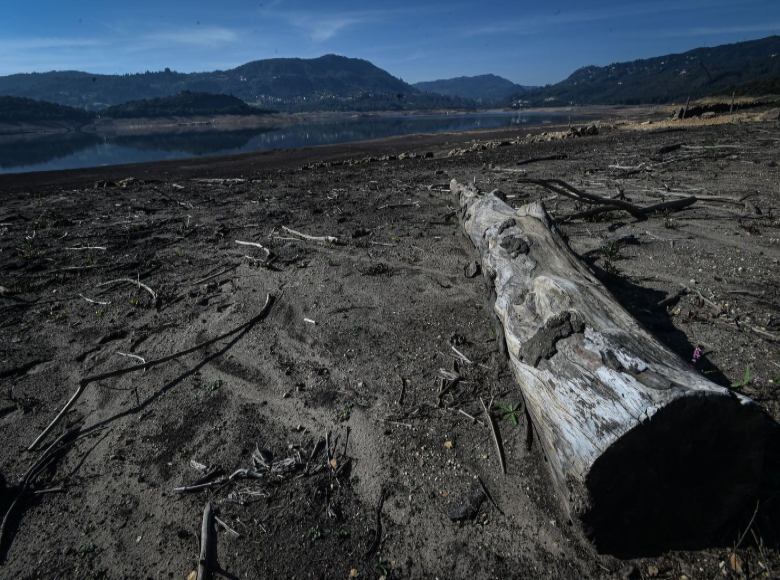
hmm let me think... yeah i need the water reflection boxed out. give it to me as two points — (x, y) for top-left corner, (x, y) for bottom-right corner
(0, 112), (584, 174)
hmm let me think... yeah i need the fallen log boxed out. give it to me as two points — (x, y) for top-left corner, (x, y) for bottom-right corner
(452, 179), (764, 555)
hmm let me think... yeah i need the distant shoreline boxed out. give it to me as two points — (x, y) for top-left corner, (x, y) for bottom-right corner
(0, 105), (665, 137)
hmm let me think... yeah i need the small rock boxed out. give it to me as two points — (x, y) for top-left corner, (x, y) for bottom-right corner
(448, 484), (486, 521)
(464, 261), (480, 278)
(690, 279), (697, 285)
(647, 565), (659, 577)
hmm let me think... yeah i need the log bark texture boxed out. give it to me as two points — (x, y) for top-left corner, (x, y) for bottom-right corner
(452, 179), (764, 554)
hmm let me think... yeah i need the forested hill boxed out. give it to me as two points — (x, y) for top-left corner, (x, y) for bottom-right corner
(413, 74), (529, 103)
(101, 92), (273, 118)
(0, 54), (473, 113)
(509, 35), (780, 106)
(0, 95), (95, 123)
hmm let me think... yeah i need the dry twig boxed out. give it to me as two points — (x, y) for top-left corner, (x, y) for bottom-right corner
(481, 398), (506, 475)
(281, 225), (339, 245)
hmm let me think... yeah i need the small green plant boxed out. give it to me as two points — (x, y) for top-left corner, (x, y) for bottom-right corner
(78, 542), (95, 556)
(204, 379), (223, 392)
(308, 525), (322, 540)
(82, 522), (95, 535)
(730, 364), (753, 389)
(390, 236), (400, 242)
(349, 475), (360, 485)
(495, 401), (523, 426)
(338, 402), (353, 422)
(373, 554), (390, 576)
(95, 309), (106, 317)
(334, 528), (350, 538)
(600, 240), (623, 261)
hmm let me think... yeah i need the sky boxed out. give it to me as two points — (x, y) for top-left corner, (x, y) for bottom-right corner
(1, 0), (779, 86)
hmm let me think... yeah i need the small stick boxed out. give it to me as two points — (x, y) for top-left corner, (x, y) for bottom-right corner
(515, 153), (568, 166)
(97, 277), (157, 301)
(174, 479), (227, 493)
(476, 476), (505, 516)
(28, 294), (274, 450)
(281, 225), (339, 245)
(398, 377), (407, 406)
(456, 408), (483, 425)
(191, 264), (239, 286)
(64, 246), (107, 251)
(214, 516), (241, 538)
(79, 294), (111, 306)
(235, 240), (271, 262)
(451, 346), (472, 365)
(235, 240), (267, 251)
(197, 502), (213, 580)
(116, 352), (146, 364)
(364, 488), (387, 558)
(481, 398), (506, 475)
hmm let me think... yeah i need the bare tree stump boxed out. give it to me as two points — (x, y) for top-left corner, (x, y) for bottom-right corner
(452, 179), (764, 554)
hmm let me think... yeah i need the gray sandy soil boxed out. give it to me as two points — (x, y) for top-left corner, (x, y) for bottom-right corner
(1, 107), (780, 579)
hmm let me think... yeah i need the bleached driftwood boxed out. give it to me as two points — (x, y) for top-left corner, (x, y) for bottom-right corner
(452, 179), (764, 554)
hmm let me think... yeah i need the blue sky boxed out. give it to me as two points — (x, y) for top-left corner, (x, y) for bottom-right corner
(2, 0), (779, 86)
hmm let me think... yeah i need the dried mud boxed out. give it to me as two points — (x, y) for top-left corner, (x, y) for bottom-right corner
(1, 108), (780, 579)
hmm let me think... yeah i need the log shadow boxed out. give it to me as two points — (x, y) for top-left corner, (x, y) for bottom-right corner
(590, 264), (731, 387)
(584, 264), (780, 558)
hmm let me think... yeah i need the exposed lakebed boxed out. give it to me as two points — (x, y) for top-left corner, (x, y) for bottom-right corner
(0, 111), (594, 174)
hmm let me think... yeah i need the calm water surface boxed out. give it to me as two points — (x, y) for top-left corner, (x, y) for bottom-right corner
(0, 112), (588, 175)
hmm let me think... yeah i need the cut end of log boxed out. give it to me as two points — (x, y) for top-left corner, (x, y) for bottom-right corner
(578, 393), (764, 556)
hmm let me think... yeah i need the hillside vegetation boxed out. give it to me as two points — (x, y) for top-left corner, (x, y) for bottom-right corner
(0, 55), (473, 113)
(101, 91), (274, 118)
(0, 96), (95, 123)
(509, 36), (780, 106)
(414, 74), (528, 103)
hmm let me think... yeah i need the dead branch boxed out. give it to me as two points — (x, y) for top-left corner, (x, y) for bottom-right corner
(28, 294), (274, 450)
(519, 178), (646, 218)
(235, 240), (269, 252)
(97, 277), (157, 301)
(553, 195), (697, 223)
(197, 502), (213, 580)
(1, 427), (80, 552)
(281, 225), (339, 245)
(79, 294), (110, 305)
(516, 153), (568, 166)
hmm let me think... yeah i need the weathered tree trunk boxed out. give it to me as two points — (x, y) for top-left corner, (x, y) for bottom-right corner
(452, 179), (764, 555)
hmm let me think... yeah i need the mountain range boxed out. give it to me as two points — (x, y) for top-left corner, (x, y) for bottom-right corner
(413, 74), (531, 103)
(0, 36), (779, 115)
(0, 55), (471, 113)
(511, 35), (780, 106)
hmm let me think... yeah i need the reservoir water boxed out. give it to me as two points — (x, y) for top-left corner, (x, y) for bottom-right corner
(0, 111), (588, 175)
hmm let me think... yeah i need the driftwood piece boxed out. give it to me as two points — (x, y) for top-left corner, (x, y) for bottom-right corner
(452, 179), (764, 555)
